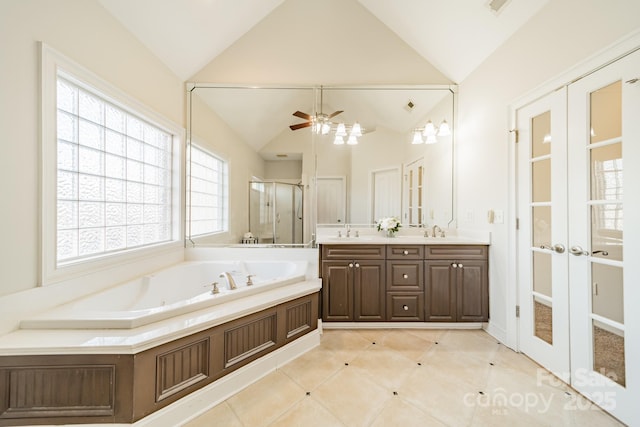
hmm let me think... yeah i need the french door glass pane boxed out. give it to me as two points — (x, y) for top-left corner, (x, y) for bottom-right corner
(532, 159), (551, 202)
(534, 296), (553, 344)
(532, 111), (551, 157)
(532, 206), (551, 246)
(591, 263), (624, 324)
(593, 321), (625, 387)
(590, 81), (622, 144)
(533, 251), (552, 297)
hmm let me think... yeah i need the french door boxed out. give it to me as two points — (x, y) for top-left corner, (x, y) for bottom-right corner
(566, 49), (639, 424)
(516, 87), (570, 380)
(517, 49), (640, 425)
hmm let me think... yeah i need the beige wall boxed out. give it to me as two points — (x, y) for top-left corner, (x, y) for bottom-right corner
(456, 0), (640, 340)
(0, 0), (185, 296)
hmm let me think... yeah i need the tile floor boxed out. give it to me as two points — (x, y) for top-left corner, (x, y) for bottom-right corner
(185, 329), (624, 427)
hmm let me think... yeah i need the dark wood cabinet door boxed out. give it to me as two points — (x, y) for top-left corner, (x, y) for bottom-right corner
(354, 261), (386, 321)
(456, 260), (488, 321)
(322, 262), (353, 321)
(425, 260), (456, 322)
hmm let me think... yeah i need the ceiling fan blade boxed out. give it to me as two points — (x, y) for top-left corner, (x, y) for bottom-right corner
(292, 111), (312, 120)
(289, 122), (312, 131)
(328, 110), (344, 119)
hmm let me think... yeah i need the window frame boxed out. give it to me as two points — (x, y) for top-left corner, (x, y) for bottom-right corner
(41, 44), (184, 286)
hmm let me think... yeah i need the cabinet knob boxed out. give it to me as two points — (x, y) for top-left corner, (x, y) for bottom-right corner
(452, 263), (458, 268)
(403, 305), (409, 311)
(348, 263), (354, 268)
(403, 250), (409, 255)
(403, 274), (409, 279)
(355, 263), (360, 268)
(459, 263), (464, 268)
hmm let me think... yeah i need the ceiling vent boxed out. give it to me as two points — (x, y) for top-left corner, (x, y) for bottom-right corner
(486, 0), (511, 15)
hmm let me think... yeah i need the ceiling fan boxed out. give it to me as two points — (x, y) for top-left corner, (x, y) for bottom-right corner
(289, 87), (343, 133)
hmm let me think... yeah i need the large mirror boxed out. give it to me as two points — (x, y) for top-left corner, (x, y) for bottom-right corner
(186, 85), (455, 246)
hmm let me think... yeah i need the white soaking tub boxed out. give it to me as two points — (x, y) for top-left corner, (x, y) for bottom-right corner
(20, 260), (308, 330)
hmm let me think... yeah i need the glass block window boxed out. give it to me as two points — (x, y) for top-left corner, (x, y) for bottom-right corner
(56, 76), (173, 264)
(187, 145), (228, 236)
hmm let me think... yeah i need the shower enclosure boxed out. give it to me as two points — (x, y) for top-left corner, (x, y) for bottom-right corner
(249, 181), (303, 244)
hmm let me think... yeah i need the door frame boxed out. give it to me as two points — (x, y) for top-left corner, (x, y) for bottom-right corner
(505, 31), (640, 350)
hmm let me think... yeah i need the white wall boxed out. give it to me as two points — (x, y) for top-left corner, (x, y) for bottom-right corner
(456, 0), (640, 343)
(0, 0), (186, 297)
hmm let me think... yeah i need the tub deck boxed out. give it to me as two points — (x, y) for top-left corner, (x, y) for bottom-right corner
(0, 279), (321, 356)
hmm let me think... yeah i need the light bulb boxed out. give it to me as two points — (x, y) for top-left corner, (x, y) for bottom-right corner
(335, 123), (347, 136)
(321, 122), (330, 135)
(333, 135), (345, 145)
(423, 120), (436, 137)
(425, 134), (437, 144)
(437, 120), (451, 136)
(347, 135), (358, 145)
(350, 122), (362, 137)
(412, 130), (423, 144)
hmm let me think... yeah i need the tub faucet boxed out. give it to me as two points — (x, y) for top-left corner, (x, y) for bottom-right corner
(432, 224), (442, 238)
(219, 272), (237, 290)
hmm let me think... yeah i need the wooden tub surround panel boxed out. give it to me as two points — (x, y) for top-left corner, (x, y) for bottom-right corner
(0, 292), (319, 426)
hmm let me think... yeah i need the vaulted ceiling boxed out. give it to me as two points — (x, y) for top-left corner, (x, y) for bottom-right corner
(98, 0), (549, 83)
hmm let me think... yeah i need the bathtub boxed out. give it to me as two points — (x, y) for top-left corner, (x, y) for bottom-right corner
(20, 260), (308, 330)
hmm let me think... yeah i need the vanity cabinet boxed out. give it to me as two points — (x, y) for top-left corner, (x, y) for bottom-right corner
(424, 245), (488, 322)
(320, 243), (488, 323)
(321, 245), (386, 321)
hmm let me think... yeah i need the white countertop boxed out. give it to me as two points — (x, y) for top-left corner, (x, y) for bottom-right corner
(315, 228), (490, 245)
(0, 279), (321, 356)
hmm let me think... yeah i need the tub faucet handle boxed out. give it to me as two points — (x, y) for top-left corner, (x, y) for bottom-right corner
(246, 275), (255, 286)
(210, 282), (220, 294)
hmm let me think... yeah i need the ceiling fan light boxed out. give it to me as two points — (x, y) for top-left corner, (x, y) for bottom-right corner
(333, 135), (345, 145)
(347, 135), (358, 145)
(412, 130), (424, 144)
(335, 123), (347, 136)
(321, 122), (331, 135)
(350, 122), (362, 137)
(423, 120), (436, 137)
(437, 119), (451, 136)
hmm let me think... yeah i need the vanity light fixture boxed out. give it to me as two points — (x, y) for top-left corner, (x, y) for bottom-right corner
(332, 122), (363, 145)
(412, 119), (451, 144)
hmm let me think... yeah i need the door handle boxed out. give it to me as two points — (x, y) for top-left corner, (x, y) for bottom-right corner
(540, 244), (566, 254)
(569, 245), (589, 256)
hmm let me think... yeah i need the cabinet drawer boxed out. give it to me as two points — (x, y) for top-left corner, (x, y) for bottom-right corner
(386, 293), (424, 321)
(321, 245), (385, 260)
(425, 245), (488, 260)
(386, 261), (423, 291)
(386, 245), (424, 259)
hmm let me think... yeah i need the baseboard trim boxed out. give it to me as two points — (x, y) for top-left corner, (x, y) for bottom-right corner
(321, 322), (485, 329)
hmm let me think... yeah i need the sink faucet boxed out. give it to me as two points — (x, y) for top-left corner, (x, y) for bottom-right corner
(432, 224), (442, 238)
(219, 272), (237, 290)
(346, 224), (351, 238)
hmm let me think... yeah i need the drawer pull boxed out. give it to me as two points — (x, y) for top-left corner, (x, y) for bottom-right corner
(403, 250), (409, 255)
(403, 305), (409, 311)
(403, 274), (409, 279)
